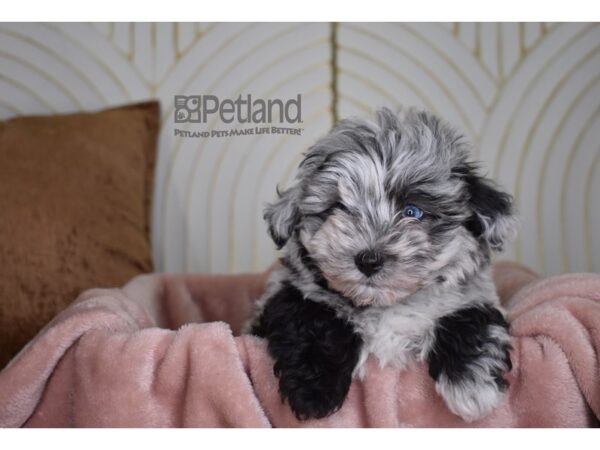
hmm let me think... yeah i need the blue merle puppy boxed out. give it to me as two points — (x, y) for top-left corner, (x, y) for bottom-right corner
(247, 107), (517, 422)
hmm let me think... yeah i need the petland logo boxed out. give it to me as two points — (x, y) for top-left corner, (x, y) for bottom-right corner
(174, 94), (304, 139)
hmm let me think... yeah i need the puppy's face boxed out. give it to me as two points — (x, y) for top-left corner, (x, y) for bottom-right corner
(266, 108), (517, 308)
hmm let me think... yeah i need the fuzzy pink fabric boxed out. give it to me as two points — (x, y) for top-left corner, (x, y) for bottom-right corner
(0, 261), (599, 427)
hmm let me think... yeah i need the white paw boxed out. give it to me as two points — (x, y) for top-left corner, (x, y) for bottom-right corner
(436, 375), (504, 422)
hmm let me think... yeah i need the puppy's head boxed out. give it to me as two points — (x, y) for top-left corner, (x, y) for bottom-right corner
(265, 107), (517, 307)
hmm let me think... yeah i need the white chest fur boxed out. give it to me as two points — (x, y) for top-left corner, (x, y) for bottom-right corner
(349, 273), (499, 378)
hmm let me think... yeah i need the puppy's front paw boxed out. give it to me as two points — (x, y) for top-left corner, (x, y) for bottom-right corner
(276, 365), (349, 420)
(427, 304), (512, 422)
(256, 284), (362, 420)
(435, 374), (505, 422)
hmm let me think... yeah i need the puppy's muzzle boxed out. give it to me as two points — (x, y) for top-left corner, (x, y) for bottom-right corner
(354, 249), (384, 277)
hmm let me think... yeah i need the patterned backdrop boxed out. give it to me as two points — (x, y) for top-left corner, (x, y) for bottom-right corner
(0, 23), (598, 276)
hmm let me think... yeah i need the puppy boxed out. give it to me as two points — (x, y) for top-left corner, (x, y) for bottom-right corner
(247, 107), (517, 422)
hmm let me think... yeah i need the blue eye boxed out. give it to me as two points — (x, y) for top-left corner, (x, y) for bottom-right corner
(401, 204), (423, 220)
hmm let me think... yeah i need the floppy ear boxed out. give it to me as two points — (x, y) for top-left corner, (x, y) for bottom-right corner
(464, 172), (518, 251)
(264, 184), (301, 249)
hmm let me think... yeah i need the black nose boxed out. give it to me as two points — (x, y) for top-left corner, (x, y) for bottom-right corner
(354, 249), (384, 276)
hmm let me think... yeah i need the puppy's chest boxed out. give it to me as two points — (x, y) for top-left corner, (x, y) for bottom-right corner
(350, 306), (435, 371)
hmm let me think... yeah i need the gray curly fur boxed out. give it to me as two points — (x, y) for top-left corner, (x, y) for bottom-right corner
(250, 107), (518, 422)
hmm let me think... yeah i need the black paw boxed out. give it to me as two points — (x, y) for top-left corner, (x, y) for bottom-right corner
(428, 303), (512, 421)
(275, 362), (351, 420)
(253, 282), (362, 420)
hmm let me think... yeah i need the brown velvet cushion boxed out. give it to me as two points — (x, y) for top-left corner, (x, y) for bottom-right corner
(0, 101), (159, 368)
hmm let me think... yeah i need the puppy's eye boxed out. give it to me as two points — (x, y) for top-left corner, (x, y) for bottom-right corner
(401, 204), (424, 220)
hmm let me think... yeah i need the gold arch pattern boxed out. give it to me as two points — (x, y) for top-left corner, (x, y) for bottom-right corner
(0, 22), (597, 276)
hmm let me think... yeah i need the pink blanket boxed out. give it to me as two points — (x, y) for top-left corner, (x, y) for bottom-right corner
(1, 261), (599, 427)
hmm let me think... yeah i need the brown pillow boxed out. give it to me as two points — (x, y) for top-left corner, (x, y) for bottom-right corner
(0, 101), (159, 368)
